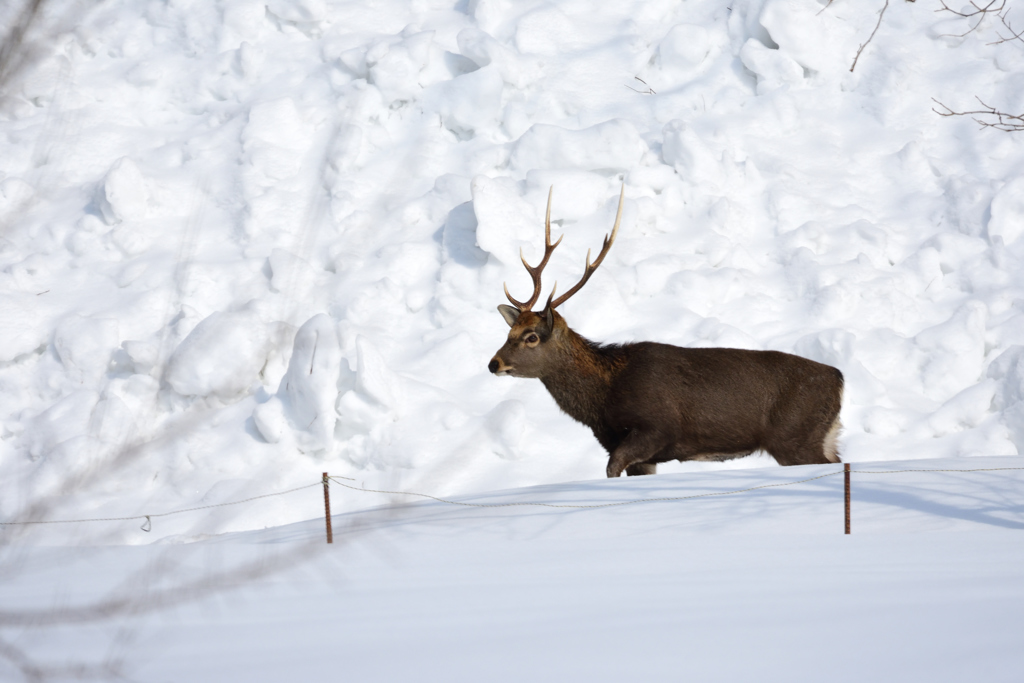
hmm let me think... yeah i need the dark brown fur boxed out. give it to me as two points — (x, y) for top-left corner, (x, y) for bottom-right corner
(489, 308), (844, 477)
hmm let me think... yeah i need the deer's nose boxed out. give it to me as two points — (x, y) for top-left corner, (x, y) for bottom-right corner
(488, 359), (500, 374)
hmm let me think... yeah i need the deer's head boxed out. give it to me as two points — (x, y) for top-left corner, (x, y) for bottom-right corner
(488, 185), (624, 379)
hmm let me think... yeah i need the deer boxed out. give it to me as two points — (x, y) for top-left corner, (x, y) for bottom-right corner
(488, 186), (844, 477)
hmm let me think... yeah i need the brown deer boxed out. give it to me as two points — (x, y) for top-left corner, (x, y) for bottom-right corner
(488, 186), (844, 477)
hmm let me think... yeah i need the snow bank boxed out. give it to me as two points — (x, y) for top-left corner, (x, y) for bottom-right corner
(2, 0), (1024, 540)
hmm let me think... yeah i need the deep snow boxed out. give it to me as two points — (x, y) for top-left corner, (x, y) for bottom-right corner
(3, 457), (1024, 681)
(3, 0), (1024, 540)
(3, 0), (1024, 677)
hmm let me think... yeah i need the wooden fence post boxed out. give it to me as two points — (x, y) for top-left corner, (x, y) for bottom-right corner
(844, 463), (851, 535)
(323, 472), (333, 544)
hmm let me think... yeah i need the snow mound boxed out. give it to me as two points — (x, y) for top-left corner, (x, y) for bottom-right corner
(2, 0), (1024, 541)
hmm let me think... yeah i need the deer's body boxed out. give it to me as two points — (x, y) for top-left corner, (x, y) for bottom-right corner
(489, 187), (844, 476)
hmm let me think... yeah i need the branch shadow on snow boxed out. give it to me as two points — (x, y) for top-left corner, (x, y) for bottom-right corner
(848, 479), (1024, 531)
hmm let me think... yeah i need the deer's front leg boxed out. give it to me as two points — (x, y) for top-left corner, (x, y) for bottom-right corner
(606, 430), (668, 478)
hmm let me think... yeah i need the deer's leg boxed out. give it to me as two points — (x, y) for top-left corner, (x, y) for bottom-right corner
(606, 430), (669, 478)
(625, 462), (657, 476)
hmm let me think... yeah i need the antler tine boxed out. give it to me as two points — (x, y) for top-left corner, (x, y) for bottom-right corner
(504, 186), (563, 311)
(549, 184), (625, 310)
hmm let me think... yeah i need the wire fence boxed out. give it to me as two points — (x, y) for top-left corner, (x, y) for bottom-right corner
(1, 464), (1023, 535)
(329, 465), (1024, 508)
(327, 471), (845, 509)
(0, 481), (325, 532)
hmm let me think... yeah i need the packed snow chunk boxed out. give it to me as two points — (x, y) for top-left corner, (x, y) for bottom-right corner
(24, 390), (99, 461)
(355, 335), (400, 412)
(165, 310), (270, 399)
(242, 98), (315, 181)
(739, 39), (803, 94)
(431, 65), (504, 138)
(658, 24), (712, 71)
(457, 27), (541, 89)
(0, 177), (34, 221)
(457, 27), (495, 69)
(510, 120), (646, 173)
(524, 170), (610, 221)
(513, 4), (603, 55)
(926, 380), (997, 437)
(988, 176), (1024, 246)
(265, 0), (326, 23)
(54, 315), (119, 384)
(220, 5), (267, 50)
(758, 0), (858, 75)
(97, 158), (149, 225)
(915, 301), (988, 401)
(89, 393), (140, 446)
(121, 340), (159, 375)
(268, 248), (318, 299)
(268, 314), (342, 451)
(662, 120), (724, 187)
(367, 31), (435, 104)
(794, 328), (855, 369)
(16, 53), (69, 105)
(0, 294), (50, 362)
(252, 396), (288, 444)
(486, 399), (526, 459)
(987, 346), (1024, 410)
(472, 175), (543, 265)
(441, 201), (486, 269)
(245, 99), (313, 150)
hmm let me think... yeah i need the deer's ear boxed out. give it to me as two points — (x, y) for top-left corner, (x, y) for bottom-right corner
(541, 304), (554, 333)
(497, 305), (520, 328)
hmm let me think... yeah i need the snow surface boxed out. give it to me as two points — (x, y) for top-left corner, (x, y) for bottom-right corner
(2, 0), (1024, 676)
(3, 457), (1024, 681)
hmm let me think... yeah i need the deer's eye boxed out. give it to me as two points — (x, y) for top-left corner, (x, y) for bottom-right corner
(525, 334), (539, 344)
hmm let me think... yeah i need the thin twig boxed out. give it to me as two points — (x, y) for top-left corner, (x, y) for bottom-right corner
(933, 96), (1024, 132)
(625, 76), (655, 95)
(936, 0), (1006, 38)
(991, 8), (1024, 44)
(937, 0), (1004, 19)
(851, 0), (890, 73)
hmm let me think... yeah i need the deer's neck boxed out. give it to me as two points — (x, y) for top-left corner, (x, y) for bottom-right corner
(539, 329), (626, 430)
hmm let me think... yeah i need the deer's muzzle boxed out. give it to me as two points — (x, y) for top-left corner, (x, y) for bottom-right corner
(489, 357), (512, 375)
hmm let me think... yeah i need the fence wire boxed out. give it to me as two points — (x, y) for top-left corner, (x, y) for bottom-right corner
(330, 466), (1024, 510)
(1, 464), (1022, 529)
(0, 481), (323, 529)
(329, 471), (844, 509)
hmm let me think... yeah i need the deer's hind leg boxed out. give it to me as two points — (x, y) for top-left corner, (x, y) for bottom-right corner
(606, 429), (670, 478)
(767, 414), (843, 466)
(625, 462), (657, 476)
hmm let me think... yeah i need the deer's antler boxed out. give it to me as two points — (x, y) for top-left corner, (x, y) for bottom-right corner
(504, 186), (563, 311)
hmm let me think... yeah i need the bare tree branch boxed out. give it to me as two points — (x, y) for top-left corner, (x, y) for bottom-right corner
(936, 0), (1007, 37)
(991, 8), (1024, 44)
(933, 96), (1024, 131)
(851, 0), (890, 73)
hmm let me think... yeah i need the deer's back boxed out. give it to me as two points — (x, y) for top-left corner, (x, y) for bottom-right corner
(604, 342), (843, 448)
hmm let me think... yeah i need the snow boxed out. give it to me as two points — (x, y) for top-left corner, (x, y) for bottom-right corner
(2, 0), (1024, 677)
(4, 458), (1024, 681)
